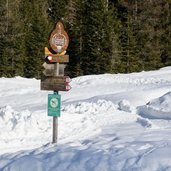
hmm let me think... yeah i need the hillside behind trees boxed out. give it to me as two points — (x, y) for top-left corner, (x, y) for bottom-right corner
(0, 0), (171, 78)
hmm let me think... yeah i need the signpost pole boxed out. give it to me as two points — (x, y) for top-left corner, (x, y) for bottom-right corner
(52, 62), (59, 143)
(52, 110), (58, 143)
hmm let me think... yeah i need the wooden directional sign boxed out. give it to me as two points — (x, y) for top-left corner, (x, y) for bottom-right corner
(49, 22), (69, 54)
(45, 55), (69, 63)
(44, 47), (69, 64)
(50, 54), (69, 63)
(42, 62), (54, 76)
(42, 62), (66, 76)
(41, 76), (71, 91)
(43, 69), (54, 76)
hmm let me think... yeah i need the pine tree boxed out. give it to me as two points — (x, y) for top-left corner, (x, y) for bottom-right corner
(160, 0), (171, 67)
(48, 0), (69, 22)
(135, 0), (162, 71)
(49, 0), (116, 77)
(79, 0), (114, 75)
(20, 0), (50, 78)
(108, 2), (121, 73)
(0, 0), (25, 77)
(66, 0), (84, 77)
(116, 1), (140, 73)
(0, 0), (8, 76)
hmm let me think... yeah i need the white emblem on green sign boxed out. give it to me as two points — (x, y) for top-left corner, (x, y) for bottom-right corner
(48, 94), (61, 117)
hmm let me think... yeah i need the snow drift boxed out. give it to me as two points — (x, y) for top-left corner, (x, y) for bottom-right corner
(138, 92), (171, 119)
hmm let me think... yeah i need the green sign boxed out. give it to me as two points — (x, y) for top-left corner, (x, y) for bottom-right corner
(48, 94), (61, 117)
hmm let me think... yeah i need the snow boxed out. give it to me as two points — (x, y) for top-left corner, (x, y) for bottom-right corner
(0, 67), (171, 171)
(138, 92), (171, 119)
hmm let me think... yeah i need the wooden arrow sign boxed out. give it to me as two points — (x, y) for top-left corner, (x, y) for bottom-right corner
(44, 54), (69, 64)
(43, 69), (54, 76)
(43, 62), (54, 69)
(42, 62), (54, 76)
(41, 76), (71, 91)
(51, 54), (69, 63)
(44, 47), (69, 63)
(42, 62), (66, 76)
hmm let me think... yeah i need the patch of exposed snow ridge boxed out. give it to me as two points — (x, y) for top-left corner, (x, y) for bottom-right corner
(138, 91), (171, 119)
(62, 100), (117, 114)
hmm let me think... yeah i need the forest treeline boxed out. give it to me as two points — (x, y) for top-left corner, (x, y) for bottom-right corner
(0, 0), (171, 78)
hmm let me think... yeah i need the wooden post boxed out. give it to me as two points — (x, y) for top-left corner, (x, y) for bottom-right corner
(52, 111), (58, 143)
(52, 63), (59, 143)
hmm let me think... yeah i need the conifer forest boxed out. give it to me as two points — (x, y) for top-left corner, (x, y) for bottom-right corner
(0, 0), (171, 78)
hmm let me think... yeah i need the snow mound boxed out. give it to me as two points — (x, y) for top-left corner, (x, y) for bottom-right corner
(0, 106), (31, 134)
(136, 117), (152, 128)
(0, 105), (51, 153)
(118, 99), (135, 113)
(62, 100), (117, 114)
(0, 106), (49, 137)
(159, 66), (171, 71)
(138, 92), (171, 119)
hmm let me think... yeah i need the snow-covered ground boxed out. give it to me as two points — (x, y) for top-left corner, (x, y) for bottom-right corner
(0, 67), (171, 171)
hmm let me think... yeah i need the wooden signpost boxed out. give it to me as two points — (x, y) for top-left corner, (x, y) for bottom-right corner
(41, 21), (71, 144)
(49, 54), (69, 63)
(41, 76), (71, 91)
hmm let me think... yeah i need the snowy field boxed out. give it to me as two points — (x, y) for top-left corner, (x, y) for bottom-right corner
(0, 67), (171, 171)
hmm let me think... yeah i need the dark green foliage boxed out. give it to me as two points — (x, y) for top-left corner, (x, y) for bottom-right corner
(1, 0), (171, 78)
(0, 0), (25, 77)
(159, 0), (171, 67)
(67, 0), (115, 76)
(20, 0), (50, 78)
(64, 0), (84, 77)
(48, 0), (69, 22)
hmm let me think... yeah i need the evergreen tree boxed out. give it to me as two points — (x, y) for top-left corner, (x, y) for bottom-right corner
(108, 2), (121, 73)
(0, 0), (25, 77)
(20, 0), (50, 78)
(65, 0), (84, 77)
(160, 0), (171, 67)
(48, 0), (69, 22)
(80, 0), (114, 75)
(0, 0), (7, 76)
(117, 1), (140, 73)
(134, 0), (162, 70)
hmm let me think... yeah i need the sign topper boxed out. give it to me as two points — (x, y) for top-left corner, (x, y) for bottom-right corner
(49, 22), (69, 54)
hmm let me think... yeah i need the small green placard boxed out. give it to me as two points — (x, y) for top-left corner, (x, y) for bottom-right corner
(48, 94), (61, 117)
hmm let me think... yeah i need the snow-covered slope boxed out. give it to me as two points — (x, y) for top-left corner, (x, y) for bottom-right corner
(0, 67), (171, 171)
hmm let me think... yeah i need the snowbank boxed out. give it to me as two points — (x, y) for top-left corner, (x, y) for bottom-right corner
(138, 92), (171, 119)
(0, 105), (51, 153)
(62, 100), (117, 114)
